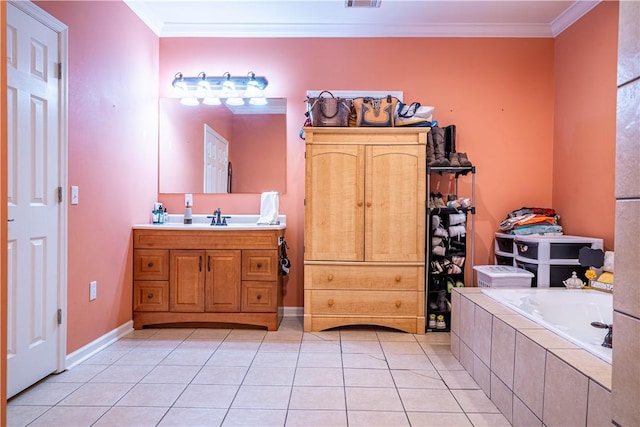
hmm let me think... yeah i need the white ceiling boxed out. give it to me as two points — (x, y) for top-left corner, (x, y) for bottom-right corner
(124, 0), (601, 38)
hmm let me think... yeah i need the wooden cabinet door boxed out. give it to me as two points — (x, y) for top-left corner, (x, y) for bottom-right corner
(365, 145), (425, 262)
(305, 144), (365, 261)
(169, 250), (205, 312)
(204, 250), (241, 312)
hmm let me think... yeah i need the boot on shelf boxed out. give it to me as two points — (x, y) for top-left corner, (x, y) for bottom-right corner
(429, 127), (450, 167)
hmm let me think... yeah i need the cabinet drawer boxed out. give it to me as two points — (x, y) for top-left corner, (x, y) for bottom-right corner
(309, 290), (418, 316)
(241, 281), (278, 312)
(133, 281), (168, 311)
(242, 250), (278, 281)
(304, 265), (422, 291)
(134, 249), (169, 280)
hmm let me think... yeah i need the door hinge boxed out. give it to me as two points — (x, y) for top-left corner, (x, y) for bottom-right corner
(57, 63), (62, 79)
(57, 186), (63, 203)
(57, 309), (62, 325)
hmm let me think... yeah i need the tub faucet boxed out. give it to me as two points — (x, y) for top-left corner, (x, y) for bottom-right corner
(590, 322), (612, 348)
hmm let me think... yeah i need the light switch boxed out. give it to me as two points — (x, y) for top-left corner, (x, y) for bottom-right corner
(185, 193), (193, 207)
(71, 186), (79, 205)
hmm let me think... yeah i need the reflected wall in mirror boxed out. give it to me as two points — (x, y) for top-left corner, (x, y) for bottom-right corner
(159, 98), (287, 194)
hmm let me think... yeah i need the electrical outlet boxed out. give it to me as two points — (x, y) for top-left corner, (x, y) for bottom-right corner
(185, 193), (193, 207)
(89, 281), (97, 301)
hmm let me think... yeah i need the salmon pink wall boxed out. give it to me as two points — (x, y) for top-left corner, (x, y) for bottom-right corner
(35, 1), (159, 353)
(158, 37), (556, 304)
(553, 1), (618, 250)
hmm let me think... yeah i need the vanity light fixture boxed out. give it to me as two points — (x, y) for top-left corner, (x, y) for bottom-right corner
(172, 71), (269, 106)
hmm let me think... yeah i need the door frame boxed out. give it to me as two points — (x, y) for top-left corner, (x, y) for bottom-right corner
(8, 0), (69, 374)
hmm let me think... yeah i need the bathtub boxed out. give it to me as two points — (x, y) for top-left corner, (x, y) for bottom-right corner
(480, 288), (613, 363)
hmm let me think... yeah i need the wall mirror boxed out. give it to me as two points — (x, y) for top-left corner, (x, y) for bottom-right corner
(159, 97), (287, 194)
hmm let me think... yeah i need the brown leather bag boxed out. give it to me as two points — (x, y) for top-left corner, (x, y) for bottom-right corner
(307, 91), (351, 127)
(352, 95), (398, 127)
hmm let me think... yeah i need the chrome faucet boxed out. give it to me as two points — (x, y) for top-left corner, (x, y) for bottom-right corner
(208, 208), (227, 226)
(590, 322), (612, 348)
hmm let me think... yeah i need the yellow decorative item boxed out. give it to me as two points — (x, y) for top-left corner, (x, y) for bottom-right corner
(597, 272), (614, 284)
(585, 268), (597, 280)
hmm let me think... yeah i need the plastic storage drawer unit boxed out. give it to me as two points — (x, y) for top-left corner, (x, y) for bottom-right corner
(514, 235), (603, 262)
(495, 233), (516, 254)
(474, 265), (534, 288)
(515, 257), (588, 288)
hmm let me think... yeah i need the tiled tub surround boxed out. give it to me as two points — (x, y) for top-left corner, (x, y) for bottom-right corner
(451, 287), (612, 426)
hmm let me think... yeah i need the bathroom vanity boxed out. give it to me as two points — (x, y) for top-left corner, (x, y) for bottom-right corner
(132, 216), (286, 330)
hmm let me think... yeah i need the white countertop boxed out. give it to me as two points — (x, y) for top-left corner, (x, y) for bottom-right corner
(133, 214), (286, 231)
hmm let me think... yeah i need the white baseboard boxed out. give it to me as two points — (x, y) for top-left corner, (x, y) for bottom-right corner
(283, 306), (303, 318)
(65, 320), (134, 369)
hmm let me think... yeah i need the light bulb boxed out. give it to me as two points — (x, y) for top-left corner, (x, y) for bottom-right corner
(203, 97), (221, 105)
(226, 97), (245, 106)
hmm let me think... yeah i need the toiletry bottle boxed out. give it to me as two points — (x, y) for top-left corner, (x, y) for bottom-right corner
(163, 208), (169, 224)
(184, 202), (192, 224)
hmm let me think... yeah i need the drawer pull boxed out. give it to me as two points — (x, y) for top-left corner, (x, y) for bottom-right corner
(357, 201), (363, 207)
(327, 274), (334, 281)
(257, 262), (262, 269)
(256, 294), (262, 300)
(328, 299), (334, 307)
(395, 275), (401, 282)
(147, 262), (154, 268)
(147, 293), (154, 299)
(366, 201), (372, 207)
(395, 300), (402, 308)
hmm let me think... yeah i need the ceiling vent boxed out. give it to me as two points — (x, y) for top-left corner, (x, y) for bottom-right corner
(345, 0), (381, 8)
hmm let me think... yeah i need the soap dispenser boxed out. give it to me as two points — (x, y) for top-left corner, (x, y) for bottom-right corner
(184, 201), (193, 224)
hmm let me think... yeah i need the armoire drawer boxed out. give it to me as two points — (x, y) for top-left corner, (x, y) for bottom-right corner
(308, 290), (419, 316)
(241, 281), (278, 312)
(304, 265), (422, 291)
(133, 281), (168, 311)
(134, 249), (169, 280)
(242, 250), (278, 281)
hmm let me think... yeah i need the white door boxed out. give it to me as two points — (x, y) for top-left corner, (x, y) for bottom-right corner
(6, 2), (64, 398)
(203, 124), (229, 193)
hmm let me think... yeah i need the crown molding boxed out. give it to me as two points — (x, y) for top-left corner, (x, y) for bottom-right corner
(157, 22), (557, 38)
(551, 0), (601, 37)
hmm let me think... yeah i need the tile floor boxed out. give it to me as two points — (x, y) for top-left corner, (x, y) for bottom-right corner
(7, 317), (510, 426)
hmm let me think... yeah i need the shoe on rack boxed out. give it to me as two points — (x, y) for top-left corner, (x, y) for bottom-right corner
(428, 314), (437, 329)
(436, 315), (447, 329)
(452, 255), (465, 267)
(449, 213), (466, 226)
(433, 227), (449, 238)
(431, 215), (441, 230)
(434, 193), (447, 209)
(448, 263), (463, 275)
(458, 198), (471, 208)
(449, 152), (461, 167)
(447, 277), (455, 293)
(432, 245), (446, 257)
(458, 152), (472, 167)
(456, 280), (465, 288)
(432, 236), (443, 247)
(431, 260), (444, 274)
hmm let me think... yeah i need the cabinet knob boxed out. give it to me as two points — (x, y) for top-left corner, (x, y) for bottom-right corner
(147, 293), (154, 299)
(328, 299), (334, 307)
(395, 275), (401, 282)
(366, 201), (372, 207)
(357, 201), (363, 207)
(147, 262), (154, 268)
(256, 294), (262, 300)
(395, 300), (402, 308)
(257, 262), (262, 269)
(327, 274), (334, 281)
